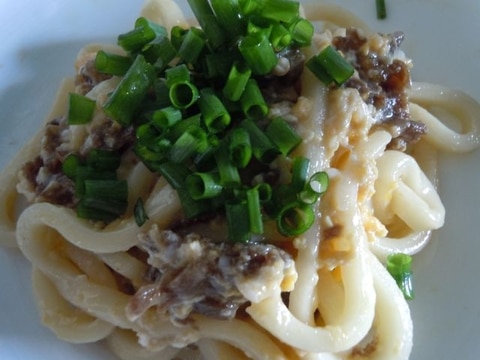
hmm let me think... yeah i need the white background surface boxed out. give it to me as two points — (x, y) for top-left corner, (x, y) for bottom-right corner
(1, 0), (479, 359)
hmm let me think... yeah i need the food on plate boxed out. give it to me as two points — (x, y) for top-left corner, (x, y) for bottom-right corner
(1, 0), (479, 359)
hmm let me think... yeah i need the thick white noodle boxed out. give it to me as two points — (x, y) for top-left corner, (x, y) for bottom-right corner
(409, 82), (480, 152)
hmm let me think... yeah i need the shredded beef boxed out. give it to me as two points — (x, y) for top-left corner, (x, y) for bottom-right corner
(126, 227), (295, 323)
(333, 29), (426, 150)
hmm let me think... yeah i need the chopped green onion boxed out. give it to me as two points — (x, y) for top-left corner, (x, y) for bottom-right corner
(265, 117), (302, 155)
(240, 79), (268, 120)
(387, 253), (414, 300)
(141, 35), (177, 70)
(270, 23), (292, 51)
(240, 119), (280, 164)
(154, 162), (192, 190)
(239, 0), (260, 15)
(178, 27), (207, 64)
(255, 183), (272, 202)
(169, 81), (199, 109)
(176, 185), (211, 219)
(103, 55), (155, 126)
(215, 143), (241, 187)
(187, 0), (226, 49)
(169, 126), (207, 163)
(151, 106), (182, 130)
(307, 46), (354, 86)
(86, 149), (121, 172)
(222, 61), (252, 102)
(305, 55), (334, 86)
(62, 153), (82, 179)
(247, 16), (273, 37)
(168, 114), (202, 142)
(228, 127), (252, 168)
(186, 172), (223, 200)
(77, 197), (127, 221)
(118, 18), (166, 53)
(134, 17), (168, 38)
(226, 201), (250, 242)
(170, 25), (188, 50)
(246, 187), (263, 234)
(260, 0), (299, 23)
(210, 0), (245, 38)
(198, 88), (231, 133)
(67, 93), (96, 125)
(238, 32), (278, 75)
(277, 202), (314, 237)
(299, 171), (329, 204)
(165, 64), (191, 87)
(289, 18), (314, 46)
(84, 179), (128, 201)
(290, 156), (309, 192)
(153, 79), (173, 108)
(134, 197), (149, 226)
(95, 50), (133, 76)
(133, 143), (166, 169)
(203, 51), (237, 79)
(376, 0), (387, 20)
(74, 167), (117, 197)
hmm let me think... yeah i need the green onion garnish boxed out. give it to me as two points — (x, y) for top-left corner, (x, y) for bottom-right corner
(141, 35), (177, 70)
(81, 0), (334, 238)
(226, 201), (251, 242)
(238, 32), (278, 75)
(94, 50), (133, 76)
(228, 127), (252, 168)
(222, 61), (252, 102)
(186, 172), (223, 200)
(376, 0), (387, 20)
(187, 0), (227, 49)
(134, 197), (149, 227)
(84, 179), (128, 201)
(199, 88), (231, 133)
(240, 78), (269, 120)
(86, 149), (121, 172)
(103, 55), (155, 126)
(246, 187), (264, 234)
(260, 0), (299, 23)
(240, 119), (280, 164)
(277, 202), (314, 236)
(386, 253), (415, 300)
(62, 153), (82, 180)
(177, 27), (207, 64)
(265, 117), (302, 155)
(306, 45), (355, 86)
(118, 17), (167, 53)
(67, 93), (96, 125)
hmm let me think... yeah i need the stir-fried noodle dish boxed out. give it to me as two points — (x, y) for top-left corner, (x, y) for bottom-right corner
(1, 0), (479, 359)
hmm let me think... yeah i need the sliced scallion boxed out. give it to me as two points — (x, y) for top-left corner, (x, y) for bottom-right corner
(186, 172), (223, 200)
(277, 202), (314, 237)
(222, 61), (252, 102)
(198, 88), (231, 133)
(240, 78), (268, 120)
(134, 197), (149, 227)
(103, 55), (155, 126)
(67, 93), (96, 125)
(376, 0), (387, 20)
(238, 32), (278, 75)
(265, 117), (302, 155)
(386, 253), (414, 300)
(95, 50), (133, 76)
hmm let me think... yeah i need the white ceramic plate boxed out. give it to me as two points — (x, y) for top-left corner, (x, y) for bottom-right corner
(1, 1), (479, 359)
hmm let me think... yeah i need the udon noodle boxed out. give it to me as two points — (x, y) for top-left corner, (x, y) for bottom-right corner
(1, 1), (479, 359)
